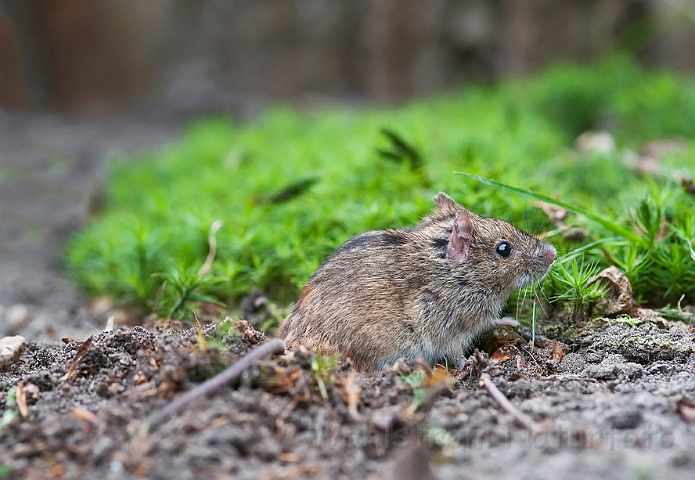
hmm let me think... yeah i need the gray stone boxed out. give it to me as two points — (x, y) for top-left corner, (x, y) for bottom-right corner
(0, 335), (26, 366)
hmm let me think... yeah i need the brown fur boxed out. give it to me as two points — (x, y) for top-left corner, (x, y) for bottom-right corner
(277, 192), (556, 371)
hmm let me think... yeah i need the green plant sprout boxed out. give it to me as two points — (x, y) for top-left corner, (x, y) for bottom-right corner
(550, 257), (609, 321)
(0, 387), (19, 431)
(311, 354), (338, 401)
(399, 370), (428, 407)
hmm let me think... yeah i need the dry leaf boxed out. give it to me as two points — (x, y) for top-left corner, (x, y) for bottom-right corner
(590, 266), (637, 315)
(551, 341), (565, 361)
(490, 347), (512, 362)
(422, 366), (454, 388)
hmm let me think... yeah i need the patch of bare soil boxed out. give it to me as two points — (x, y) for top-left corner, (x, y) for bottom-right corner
(1, 315), (694, 480)
(0, 112), (180, 343)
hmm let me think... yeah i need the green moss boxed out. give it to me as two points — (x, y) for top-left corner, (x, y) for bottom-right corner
(64, 56), (695, 319)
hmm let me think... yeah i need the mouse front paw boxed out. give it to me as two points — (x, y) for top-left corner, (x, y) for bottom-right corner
(443, 354), (466, 371)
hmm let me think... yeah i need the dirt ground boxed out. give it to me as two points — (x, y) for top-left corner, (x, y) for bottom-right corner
(0, 111), (180, 344)
(1, 315), (694, 480)
(1, 112), (694, 480)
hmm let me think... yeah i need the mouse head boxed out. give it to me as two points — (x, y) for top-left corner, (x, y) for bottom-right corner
(434, 192), (556, 295)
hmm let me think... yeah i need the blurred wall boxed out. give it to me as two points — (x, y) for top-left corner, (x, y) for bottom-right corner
(3, 0), (164, 112)
(0, 15), (24, 110)
(1, 0), (694, 113)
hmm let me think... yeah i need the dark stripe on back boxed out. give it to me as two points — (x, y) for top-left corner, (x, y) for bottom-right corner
(381, 230), (409, 246)
(333, 230), (410, 256)
(333, 233), (378, 255)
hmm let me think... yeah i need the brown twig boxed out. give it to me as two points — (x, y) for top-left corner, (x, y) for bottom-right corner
(16, 382), (29, 418)
(339, 370), (363, 421)
(146, 339), (286, 432)
(197, 220), (223, 279)
(478, 373), (541, 434)
(543, 374), (597, 383)
(64, 336), (93, 381)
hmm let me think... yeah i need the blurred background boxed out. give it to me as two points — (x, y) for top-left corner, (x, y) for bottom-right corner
(2, 0), (695, 114)
(1, 0), (694, 340)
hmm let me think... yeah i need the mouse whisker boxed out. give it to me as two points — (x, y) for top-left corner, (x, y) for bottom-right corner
(517, 287), (529, 320)
(535, 295), (548, 318)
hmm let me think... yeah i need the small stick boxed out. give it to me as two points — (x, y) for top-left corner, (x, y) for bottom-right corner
(197, 220), (223, 279)
(543, 374), (597, 383)
(146, 338), (286, 432)
(677, 294), (686, 316)
(16, 382), (29, 418)
(478, 373), (541, 434)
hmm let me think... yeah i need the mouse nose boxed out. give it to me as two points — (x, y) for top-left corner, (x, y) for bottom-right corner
(546, 248), (557, 265)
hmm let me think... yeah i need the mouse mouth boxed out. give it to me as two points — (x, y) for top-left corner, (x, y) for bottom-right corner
(514, 272), (539, 291)
(514, 270), (550, 291)
(513, 243), (556, 291)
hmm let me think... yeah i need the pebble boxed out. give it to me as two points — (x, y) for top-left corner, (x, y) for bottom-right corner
(607, 409), (643, 429)
(0, 335), (26, 366)
(6, 304), (30, 330)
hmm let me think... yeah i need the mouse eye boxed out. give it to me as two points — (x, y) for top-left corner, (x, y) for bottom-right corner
(495, 242), (512, 258)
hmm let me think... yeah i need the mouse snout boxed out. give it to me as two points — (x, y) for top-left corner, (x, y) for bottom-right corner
(535, 243), (556, 269)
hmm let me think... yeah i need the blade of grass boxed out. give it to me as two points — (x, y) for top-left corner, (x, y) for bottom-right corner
(556, 237), (626, 263)
(454, 172), (647, 247)
(531, 298), (537, 352)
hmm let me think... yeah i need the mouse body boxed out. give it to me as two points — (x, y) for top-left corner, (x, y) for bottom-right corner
(278, 192), (556, 371)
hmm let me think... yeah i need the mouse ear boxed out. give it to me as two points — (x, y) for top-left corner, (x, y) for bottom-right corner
(447, 210), (473, 262)
(434, 192), (460, 212)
